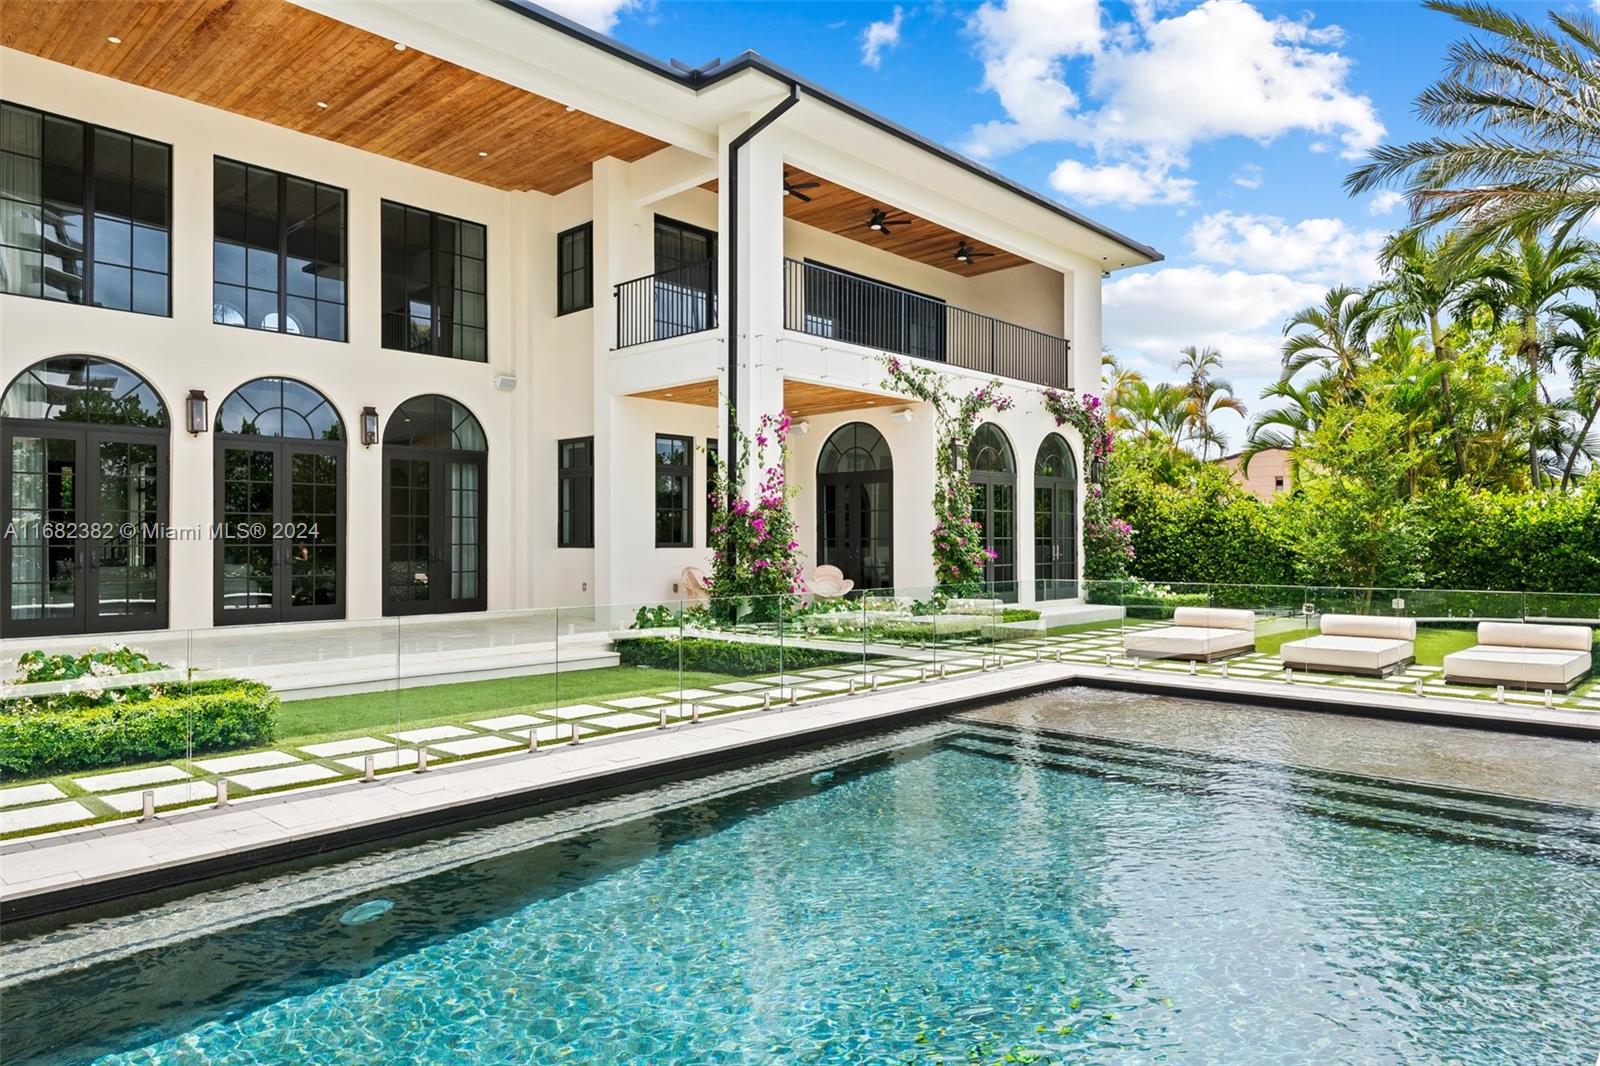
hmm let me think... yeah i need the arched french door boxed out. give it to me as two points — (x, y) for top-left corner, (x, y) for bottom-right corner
(1, 356), (169, 636)
(1034, 433), (1078, 601)
(383, 395), (487, 615)
(969, 423), (1016, 602)
(816, 422), (893, 590)
(214, 378), (345, 625)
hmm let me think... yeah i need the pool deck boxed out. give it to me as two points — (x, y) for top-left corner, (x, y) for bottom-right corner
(2, 660), (1597, 921)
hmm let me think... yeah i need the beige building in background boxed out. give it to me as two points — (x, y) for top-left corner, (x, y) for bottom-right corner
(1216, 448), (1292, 501)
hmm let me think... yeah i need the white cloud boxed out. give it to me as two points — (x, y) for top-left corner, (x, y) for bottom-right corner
(1187, 210), (1386, 284)
(1367, 189), (1405, 216)
(861, 7), (905, 69)
(963, 0), (1383, 204)
(537, 0), (640, 33)
(1232, 163), (1263, 190)
(1050, 158), (1195, 207)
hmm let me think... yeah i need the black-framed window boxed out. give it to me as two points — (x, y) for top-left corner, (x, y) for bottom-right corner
(558, 436), (594, 548)
(381, 200), (486, 361)
(213, 157), (345, 340)
(0, 102), (171, 315)
(654, 433), (692, 548)
(557, 222), (592, 315)
(654, 216), (715, 273)
(705, 437), (719, 536)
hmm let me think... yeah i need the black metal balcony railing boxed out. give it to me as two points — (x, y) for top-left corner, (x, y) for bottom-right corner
(783, 258), (1071, 389)
(614, 260), (717, 349)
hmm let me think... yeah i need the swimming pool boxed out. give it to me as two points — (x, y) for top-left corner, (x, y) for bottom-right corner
(4, 714), (1597, 1064)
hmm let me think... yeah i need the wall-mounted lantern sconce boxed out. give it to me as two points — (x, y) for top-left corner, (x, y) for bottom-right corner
(361, 406), (380, 447)
(186, 390), (208, 435)
(948, 439), (965, 472)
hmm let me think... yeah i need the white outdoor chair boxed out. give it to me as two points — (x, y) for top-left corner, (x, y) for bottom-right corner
(809, 565), (855, 600)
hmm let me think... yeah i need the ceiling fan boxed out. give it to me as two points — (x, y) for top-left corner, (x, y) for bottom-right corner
(783, 172), (821, 202)
(953, 241), (997, 264)
(867, 208), (912, 234)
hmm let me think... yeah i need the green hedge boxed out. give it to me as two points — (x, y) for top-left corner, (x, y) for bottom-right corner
(1108, 465), (1297, 586)
(0, 680), (279, 776)
(617, 636), (861, 676)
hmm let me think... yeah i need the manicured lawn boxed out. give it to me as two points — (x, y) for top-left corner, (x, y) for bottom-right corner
(278, 665), (750, 744)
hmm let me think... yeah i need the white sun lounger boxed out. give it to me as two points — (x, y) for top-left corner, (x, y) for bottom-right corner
(1123, 606), (1255, 662)
(1279, 614), (1416, 677)
(1441, 621), (1593, 693)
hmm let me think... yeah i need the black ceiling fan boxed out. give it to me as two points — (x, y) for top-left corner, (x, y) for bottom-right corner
(867, 208), (912, 234)
(783, 172), (821, 202)
(953, 241), (996, 264)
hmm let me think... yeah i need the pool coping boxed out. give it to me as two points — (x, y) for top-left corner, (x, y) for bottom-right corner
(1, 662), (1595, 922)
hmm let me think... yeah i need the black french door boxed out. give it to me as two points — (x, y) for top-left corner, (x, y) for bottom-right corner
(1, 422), (168, 637)
(383, 448), (486, 615)
(972, 478), (1016, 602)
(214, 439), (343, 625)
(818, 473), (892, 591)
(1034, 479), (1077, 600)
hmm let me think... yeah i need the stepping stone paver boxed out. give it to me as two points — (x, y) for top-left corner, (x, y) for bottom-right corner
(659, 688), (719, 700)
(391, 726), (475, 744)
(194, 750), (300, 774)
(335, 749), (419, 772)
(0, 783), (67, 808)
(230, 764), (342, 790)
(543, 703), (611, 719)
(712, 682), (767, 693)
(431, 735), (522, 757)
(301, 737), (391, 758)
(585, 712), (657, 730)
(603, 695), (669, 710)
(2, 800), (95, 833)
(508, 724), (571, 744)
(705, 694), (767, 709)
(102, 783), (214, 814)
(75, 765), (191, 793)
(469, 714), (544, 731)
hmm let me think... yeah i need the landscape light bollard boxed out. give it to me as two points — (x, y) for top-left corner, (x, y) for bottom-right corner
(691, 703), (701, 724)
(658, 705), (669, 730)
(939, 663), (949, 679)
(571, 723), (583, 744)
(919, 667), (929, 683)
(528, 730), (539, 754)
(870, 675), (880, 691)
(1222, 661), (1230, 678)
(1495, 685), (1506, 704)
(415, 748), (429, 773)
(1188, 660), (1197, 676)
(762, 692), (772, 710)
(215, 779), (229, 807)
(141, 790), (155, 821)
(1414, 679), (1424, 698)
(363, 754), (376, 782)
(789, 688), (800, 706)
(847, 678), (857, 695)
(1544, 689), (1554, 708)
(1284, 668), (1293, 685)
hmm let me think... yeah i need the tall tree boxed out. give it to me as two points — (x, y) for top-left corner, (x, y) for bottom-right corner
(1457, 233), (1600, 484)
(1280, 286), (1370, 392)
(1241, 376), (1330, 482)
(1549, 303), (1600, 487)
(1174, 345), (1245, 460)
(1345, 1), (1600, 254)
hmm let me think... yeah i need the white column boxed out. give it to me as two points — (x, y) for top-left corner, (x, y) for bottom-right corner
(1067, 257), (1103, 395)
(591, 156), (629, 607)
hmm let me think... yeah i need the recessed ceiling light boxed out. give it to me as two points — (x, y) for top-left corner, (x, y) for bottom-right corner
(564, 105), (576, 113)
(393, 42), (407, 51)
(316, 101), (329, 109)
(107, 35), (122, 44)
(478, 151), (489, 158)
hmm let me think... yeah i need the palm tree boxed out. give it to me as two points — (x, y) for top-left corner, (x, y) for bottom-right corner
(1100, 350), (1144, 429)
(1550, 303), (1600, 487)
(1360, 231), (1485, 481)
(1345, 1), (1600, 254)
(1280, 286), (1369, 391)
(1241, 376), (1330, 481)
(1174, 345), (1245, 460)
(1456, 232), (1600, 484)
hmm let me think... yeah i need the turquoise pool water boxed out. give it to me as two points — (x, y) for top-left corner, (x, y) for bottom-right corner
(6, 724), (1598, 1064)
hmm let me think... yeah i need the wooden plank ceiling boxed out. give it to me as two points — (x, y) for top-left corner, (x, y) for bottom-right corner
(705, 168), (1028, 277)
(0, 0), (665, 193)
(629, 379), (899, 418)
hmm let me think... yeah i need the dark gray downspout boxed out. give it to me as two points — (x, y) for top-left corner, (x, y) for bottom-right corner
(724, 84), (800, 551)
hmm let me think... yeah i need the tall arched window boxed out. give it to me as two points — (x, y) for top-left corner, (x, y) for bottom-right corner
(213, 378), (344, 624)
(383, 395), (487, 615)
(968, 423), (1016, 601)
(816, 422), (893, 590)
(2, 356), (169, 635)
(1034, 433), (1078, 600)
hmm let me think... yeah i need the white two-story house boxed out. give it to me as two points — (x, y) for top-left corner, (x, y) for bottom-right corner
(0, 0), (1159, 639)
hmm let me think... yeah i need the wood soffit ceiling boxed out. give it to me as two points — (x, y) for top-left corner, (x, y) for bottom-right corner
(630, 380), (897, 418)
(0, 0), (666, 193)
(709, 168), (1029, 277)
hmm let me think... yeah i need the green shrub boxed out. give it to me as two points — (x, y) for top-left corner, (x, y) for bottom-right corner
(999, 608), (1041, 623)
(0, 680), (279, 776)
(8, 646), (173, 710)
(616, 637), (860, 676)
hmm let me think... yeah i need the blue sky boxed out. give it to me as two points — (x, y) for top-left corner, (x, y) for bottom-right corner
(550, 0), (1590, 446)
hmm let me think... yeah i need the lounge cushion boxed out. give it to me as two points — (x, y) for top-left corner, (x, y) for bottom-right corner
(1320, 614), (1416, 641)
(1280, 635), (1413, 673)
(1442, 646), (1591, 689)
(1124, 625), (1255, 660)
(1477, 621), (1592, 652)
(1170, 606), (1255, 632)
